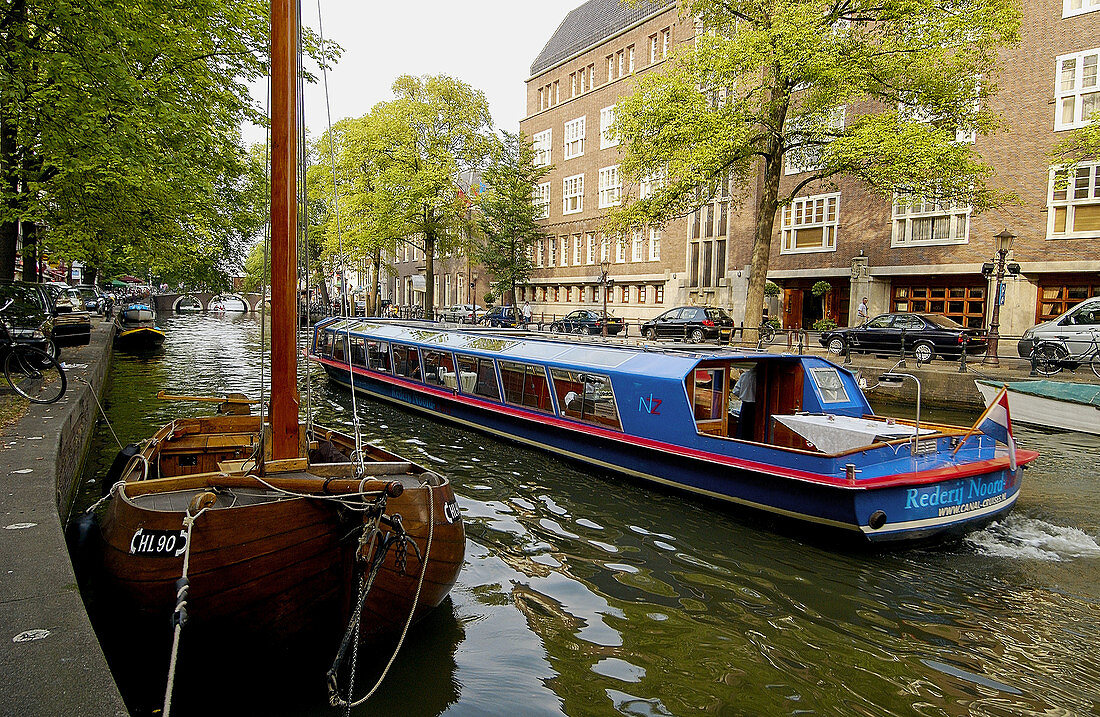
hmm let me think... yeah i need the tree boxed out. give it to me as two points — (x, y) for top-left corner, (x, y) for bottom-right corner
(611, 0), (1019, 340)
(1052, 110), (1100, 165)
(476, 131), (550, 305)
(370, 75), (493, 318)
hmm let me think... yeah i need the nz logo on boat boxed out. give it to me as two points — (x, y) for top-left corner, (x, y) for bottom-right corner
(129, 528), (188, 557)
(639, 394), (662, 415)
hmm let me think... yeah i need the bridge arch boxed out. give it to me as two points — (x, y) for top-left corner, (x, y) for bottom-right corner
(208, 293), (252, 312)
(172, 294), (207, 312)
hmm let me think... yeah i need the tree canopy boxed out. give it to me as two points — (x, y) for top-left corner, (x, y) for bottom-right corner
(612, 0), (1020, 337)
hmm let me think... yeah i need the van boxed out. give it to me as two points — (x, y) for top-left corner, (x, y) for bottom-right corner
(1017, 296), (1100, 358)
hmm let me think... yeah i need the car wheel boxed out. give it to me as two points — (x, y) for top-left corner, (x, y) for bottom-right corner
(644, 328), (657, 341)
(572, 326), (584, 335)
(550, 323), (562, 333)
(913, 341), (935, 363)
(690, 328), (705, 343)
(827, 337), (845, 355)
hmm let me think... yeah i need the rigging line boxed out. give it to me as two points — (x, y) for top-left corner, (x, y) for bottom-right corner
(296, 0), (314, 435)
(316, 0), (366, 477)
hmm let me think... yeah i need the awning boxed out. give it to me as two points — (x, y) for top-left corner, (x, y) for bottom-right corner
(109, 279), (128, 287)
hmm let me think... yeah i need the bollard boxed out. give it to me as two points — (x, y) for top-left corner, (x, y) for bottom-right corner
(843, 340), (852, 365)
(898, 328), (907, 367)
(797, 329), (805, 355)
(958, 335), (968, 373)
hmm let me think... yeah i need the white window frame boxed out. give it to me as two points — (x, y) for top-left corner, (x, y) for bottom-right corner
(662, 29), (670, 58)
(632, 230), (644, 262)
(564, 117), (586, 159)
(563, 174), (584, 215)
(640, 168), (665, 199)
(1055, 49), (1100, 131)
(600, 236), (610, 263)
(536, 240), (544, 267)
(533, 129), (552, 167)
(598, 165), (622, 208)
(1047, 162), (1100, 238)
(586, 232), (595, 264)
(1063, 0), (1100, 18)
(615, 236), (626, 263)
(573, 234), (582, 266)
(781, 193), (840, 254)
(650, 34), (658, 63)
(785, 106), (846, 175)
(891, 194), (971, 247)
(534, 182), (550, 220)
(600, 106), (618, 149)
(628, 45), (635, 73)
(548, 236), (556, 267)
(649, 227), (661, 261)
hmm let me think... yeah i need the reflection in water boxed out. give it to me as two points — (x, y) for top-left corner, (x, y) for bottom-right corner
(74, 314), (1100, 716)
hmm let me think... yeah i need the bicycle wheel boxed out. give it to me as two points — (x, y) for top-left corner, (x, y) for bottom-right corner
(761, 325), (776, 344)
(1091, 351), (1100, 380)
(1031, 343), (1066, 377)
(4, 346), (66, 404)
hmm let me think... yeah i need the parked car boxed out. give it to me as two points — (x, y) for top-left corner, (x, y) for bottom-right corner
(1017, 296), (1100, 359)
(0, 281), (63, 356)
(479, 305), (520, 328)
(819, 313), (987, 362)
(640, 306), (735, 342)
(549, 309), (624, 336)
(439, 304), (483, 323)
(74, 284), (106, 314)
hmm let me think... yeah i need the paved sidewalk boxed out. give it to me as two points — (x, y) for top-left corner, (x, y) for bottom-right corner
(0, 319), (128, 715)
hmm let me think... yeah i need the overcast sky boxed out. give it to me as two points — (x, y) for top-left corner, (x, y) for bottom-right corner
(244, 0), (584, 144)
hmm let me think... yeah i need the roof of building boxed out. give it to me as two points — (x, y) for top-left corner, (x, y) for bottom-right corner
(529, 0), (674, 77)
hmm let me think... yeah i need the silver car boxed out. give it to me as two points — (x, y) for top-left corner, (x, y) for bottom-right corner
(1018, 296), (1100, 359)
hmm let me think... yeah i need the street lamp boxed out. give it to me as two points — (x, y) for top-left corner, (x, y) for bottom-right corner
(982, 228), (1015, 366)
(599, 260), (610, 337)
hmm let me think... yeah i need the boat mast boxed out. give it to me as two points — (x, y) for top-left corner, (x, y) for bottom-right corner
(269, 0), (300, 460)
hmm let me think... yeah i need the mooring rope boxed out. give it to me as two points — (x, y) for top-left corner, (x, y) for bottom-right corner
(161, 502), (209, 717)
(78, 377), (122, 450)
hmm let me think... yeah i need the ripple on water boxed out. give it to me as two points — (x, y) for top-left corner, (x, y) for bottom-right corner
(965, 515), (1100, 561)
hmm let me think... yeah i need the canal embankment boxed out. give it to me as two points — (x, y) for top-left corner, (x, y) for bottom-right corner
(0, 318), (128, 715)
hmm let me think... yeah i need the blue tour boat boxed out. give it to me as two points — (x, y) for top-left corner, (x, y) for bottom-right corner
(309, 319), (1036, 544)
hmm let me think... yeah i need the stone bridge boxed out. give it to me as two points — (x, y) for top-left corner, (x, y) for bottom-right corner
(152, 292), (265, 313)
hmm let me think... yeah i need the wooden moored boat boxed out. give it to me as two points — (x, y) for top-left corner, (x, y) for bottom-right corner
(309, 319), (1038, 545)
(976, 379), (1100, 436)
(113, 303), (165, 350)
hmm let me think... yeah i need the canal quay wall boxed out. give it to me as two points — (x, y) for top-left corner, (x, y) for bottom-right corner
(0, 318), (128, 715)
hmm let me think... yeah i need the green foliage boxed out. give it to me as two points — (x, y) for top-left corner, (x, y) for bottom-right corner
(476, 131), (549, 303)
(813, 318), (838, 332)
(484, 292), (496, 305)
(764, 281), (781, 297)
(0, 0), (336, 286)
(1052, 110), (1100, 165)
(811, 280), (832, 297)
(612, 0), (1020, 332)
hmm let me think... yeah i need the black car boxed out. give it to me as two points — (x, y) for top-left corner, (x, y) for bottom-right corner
(819, 313), (987, 362)
(0, 282), (61, 356)
(479, 305), (521, 328)
(549, 309), (624, 336)
(640, 306), (735, 342)
(74, 285), (106, 314)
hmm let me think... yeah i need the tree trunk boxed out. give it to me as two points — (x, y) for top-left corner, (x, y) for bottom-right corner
(0, 116), (17, 282)
(423, 231), (435, 320)
(371, 248), (382, 316)
(20, 221), (36, 282)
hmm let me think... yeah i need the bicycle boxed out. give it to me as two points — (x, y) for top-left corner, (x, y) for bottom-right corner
(0, 301), (67, 404)
(1030, 333), (1100, 379)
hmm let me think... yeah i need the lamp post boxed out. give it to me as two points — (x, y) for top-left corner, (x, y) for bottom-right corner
(599, 260), (610, 337)
(982, 228), (1015, 366)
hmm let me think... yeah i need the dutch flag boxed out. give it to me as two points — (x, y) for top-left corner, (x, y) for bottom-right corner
(959, 386), (1018, 471)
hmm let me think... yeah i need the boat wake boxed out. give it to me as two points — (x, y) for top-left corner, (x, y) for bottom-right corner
(965, 515), (1100, 560)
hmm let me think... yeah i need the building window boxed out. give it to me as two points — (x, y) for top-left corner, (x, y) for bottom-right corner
(617, 50), (624, 77)
(649, 227), (661, 261)
(892, 194), (970, 246)
(564, 117), (586, 159)
(563, 174), (584, 215)
(1037, 281), (1100, 321)
(548, 236), (557, 266)
(598, 165), (621, 208)
(570, 72), (577, 97)
(892, 284), (986, 329)
(1064, 0), (1100, 16)
(632, 230), (644, 262)
(628, 45), (635, 73)
(535, 182), (550, 220)
(566, 286), (572, 302)
(586, 232), (595, 264)
(533, 129), (552, 166)
(615, 236), (626, 263)
(1056, 49), (1099, 131)
(650, 34), (658, 63)
(640, 168), (665, 199)
(1049, 162), (1100, 237)
(600, 235), (610, 262)
(600, 106), (618, 149)
(661, 28), (670, 57)
(639, 285), (648, 303)
(607, 55), (614, 82)
(655, 285), (664, 303)
(573, 234), (582, 266)
(536, 240), (544, 267)
(781, 193), (840, 253)
(785, 106), (846, 175)
(620, 285), (629, 303)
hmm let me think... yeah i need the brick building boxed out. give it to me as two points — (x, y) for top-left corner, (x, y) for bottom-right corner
(519, 0), (1100, 338)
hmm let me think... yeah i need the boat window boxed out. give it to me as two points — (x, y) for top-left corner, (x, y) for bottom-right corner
(550, 369), (622, 431)
(366, 340), (391, 373)
(422, 350), (456, 386)
(499, 361), (554, 413)
(332, 333), (347, 362)
(809, 367), (850, 403)
(558, 347), (632, 369)
(392, 344), (422, 381)
(691, 367), (725, 421)
(321, 330), (335, 357)
(349, 337), (366, 367)
(456, 353), (501, 401)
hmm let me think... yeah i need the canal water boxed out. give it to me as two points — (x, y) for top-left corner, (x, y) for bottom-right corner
(71, 313), (1100, 716)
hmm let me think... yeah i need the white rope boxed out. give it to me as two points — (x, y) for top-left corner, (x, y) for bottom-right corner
(161, 503), (209, 717)
(78, 377), (123, 450)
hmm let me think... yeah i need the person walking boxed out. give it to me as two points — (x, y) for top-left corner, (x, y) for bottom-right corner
(522, 300), (533, 329)
(856, 297), (870, 324)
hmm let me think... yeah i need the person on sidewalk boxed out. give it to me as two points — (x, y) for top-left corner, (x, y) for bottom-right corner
(856, 297), (870, 324)
(522, 301), (532, 329)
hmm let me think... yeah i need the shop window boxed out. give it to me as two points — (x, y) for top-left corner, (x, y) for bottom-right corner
(1038, 282), (1100, 321)
(892, 283), (986, 328)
